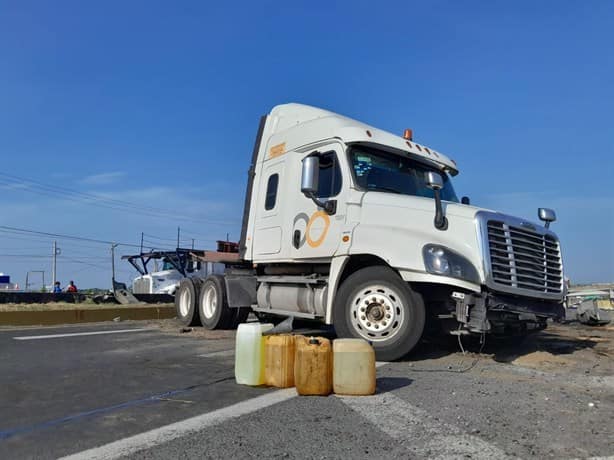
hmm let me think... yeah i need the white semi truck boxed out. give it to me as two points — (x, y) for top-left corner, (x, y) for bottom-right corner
(176, 104), (565, 360)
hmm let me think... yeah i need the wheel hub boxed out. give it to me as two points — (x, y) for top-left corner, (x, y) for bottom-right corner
(179, 289), (191, 317)
(202, 285), (217, 319)
(350, 286), (404, 342)
(366, 302), (385, 321)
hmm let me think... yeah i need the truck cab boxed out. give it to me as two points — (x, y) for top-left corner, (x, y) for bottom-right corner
(125, 250), (224, 295)
(191, 104), (565, 361)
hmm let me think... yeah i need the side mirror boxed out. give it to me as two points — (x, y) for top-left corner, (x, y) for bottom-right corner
(425, 171), (444, 191)
(301, 154), (336, 215)
(425, 171), (447, 230)
(301, 156), (319, 195)
(461, 196), (471, 205)
(538, 208), (556, 229)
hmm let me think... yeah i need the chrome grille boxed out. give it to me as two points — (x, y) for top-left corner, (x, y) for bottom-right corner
(132, 277), (152, 294)
(486, 220), (563, 294)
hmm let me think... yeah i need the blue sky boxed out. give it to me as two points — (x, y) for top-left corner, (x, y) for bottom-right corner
(0, 0), (612, 288)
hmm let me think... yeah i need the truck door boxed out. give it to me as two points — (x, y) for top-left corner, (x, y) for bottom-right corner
(252, 160), (285, 256)
(291, 142), (349, 260)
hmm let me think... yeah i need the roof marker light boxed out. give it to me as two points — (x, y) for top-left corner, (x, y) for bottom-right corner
(403, 129), (413, 140)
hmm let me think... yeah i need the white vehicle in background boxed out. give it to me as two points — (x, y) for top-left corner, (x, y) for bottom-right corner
(0, 273), (19, 291)
(132, 261), (191, 295)
(124, 249), (225, 295)
(175, 103), (566, 361)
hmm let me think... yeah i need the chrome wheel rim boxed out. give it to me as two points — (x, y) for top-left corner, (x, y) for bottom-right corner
(201, 284), (217, 319)
(179, 288), (191, 317)
(349, 284), (405, 342)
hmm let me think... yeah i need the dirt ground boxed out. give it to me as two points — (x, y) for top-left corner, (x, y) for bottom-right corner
(491, 322), (614, 376)
(148, 317), (614, 377)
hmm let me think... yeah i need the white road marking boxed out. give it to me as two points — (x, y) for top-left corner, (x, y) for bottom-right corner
(13, 328), (150, 341)
(198, 349), (234, 358)
(58, 388), (296, 460)
(338, 392), (514, 459)
(60, 360), (520, 460)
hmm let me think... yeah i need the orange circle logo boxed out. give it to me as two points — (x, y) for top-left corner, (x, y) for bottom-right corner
(305, 211), (330, 248)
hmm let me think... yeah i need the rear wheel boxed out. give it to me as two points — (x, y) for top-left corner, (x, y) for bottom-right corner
(231, 307), (250, 328)
(175, 278), (201, 326)
(333, 266), (425, 361)
(199, 275), (234, 329)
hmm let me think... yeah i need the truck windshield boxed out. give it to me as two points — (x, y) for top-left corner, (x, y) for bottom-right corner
(350, 146), (459, 202)
(161, 259), (174, 271)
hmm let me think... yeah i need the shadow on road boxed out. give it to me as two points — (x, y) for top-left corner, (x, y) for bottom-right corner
(376, 377), (413, 394)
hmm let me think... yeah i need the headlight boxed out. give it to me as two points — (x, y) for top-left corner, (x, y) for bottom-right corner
(423, 244), (480, 285)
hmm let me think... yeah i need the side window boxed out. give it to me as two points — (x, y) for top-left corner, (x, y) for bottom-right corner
(265, 174), (279, 210)
(317, 151), (342, 198)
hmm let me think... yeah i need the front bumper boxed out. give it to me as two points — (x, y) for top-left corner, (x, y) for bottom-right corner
(453, 291), (565, 334)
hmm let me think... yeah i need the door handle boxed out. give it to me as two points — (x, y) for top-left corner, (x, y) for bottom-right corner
(293, 230), (301, 249)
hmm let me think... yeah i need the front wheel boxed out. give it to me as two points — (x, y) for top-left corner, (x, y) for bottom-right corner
(333, 266), (425, 361)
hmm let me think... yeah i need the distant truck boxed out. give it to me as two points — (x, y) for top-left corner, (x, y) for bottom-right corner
(176, 104), (566, 360)
(121, 248), (225, 296)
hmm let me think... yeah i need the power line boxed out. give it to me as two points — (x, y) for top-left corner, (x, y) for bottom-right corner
(0, 225), (141, 248)
(0, 254), (52, 258)
(142, 233), (179, 242)
(177, 228), (229, 241)
(0, 246), (51, 251)
(0, 172), (240, 226)
(62, 257), (110, 271)
(0, 232), (114, 250)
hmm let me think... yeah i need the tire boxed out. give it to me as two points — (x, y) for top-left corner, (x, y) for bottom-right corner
(231, 307), (250, 328)
(198, 275), (234, 329)
(175, 278), (201, 327)
(333, 266), (425, 361)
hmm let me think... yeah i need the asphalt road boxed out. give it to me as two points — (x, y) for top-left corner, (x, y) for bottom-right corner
(0, 320), (612, 459)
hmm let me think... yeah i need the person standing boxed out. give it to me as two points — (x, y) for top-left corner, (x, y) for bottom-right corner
(66, 280), (78, 293)
(53, 281), (62, 293)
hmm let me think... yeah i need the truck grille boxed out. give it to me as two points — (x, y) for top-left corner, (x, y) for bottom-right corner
(486, 220), (563, 294)
(132, 278), (152, 294)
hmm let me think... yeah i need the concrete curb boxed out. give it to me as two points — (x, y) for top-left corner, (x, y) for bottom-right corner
(0, 306), (176, 326)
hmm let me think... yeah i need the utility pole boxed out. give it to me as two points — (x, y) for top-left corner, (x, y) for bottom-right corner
(177, 227), (181, 248)
(111, 243), (119, 287)
(191, 238), (195, 250)
(52, 240), (60, 286)
(140, 232), (144, 254)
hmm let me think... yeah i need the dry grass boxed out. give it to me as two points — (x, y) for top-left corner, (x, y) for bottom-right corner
(0, 302), (173, 312)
